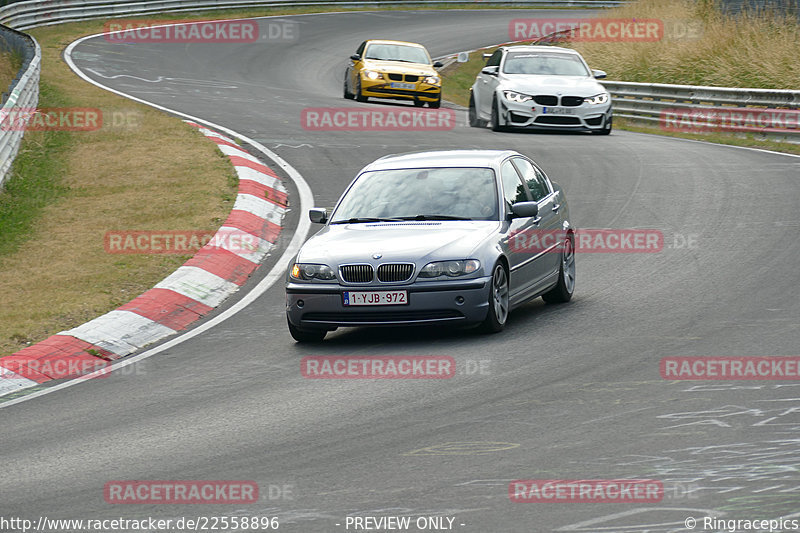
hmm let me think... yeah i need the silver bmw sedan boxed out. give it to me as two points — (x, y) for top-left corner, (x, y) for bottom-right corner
(285, 150), (575, 342)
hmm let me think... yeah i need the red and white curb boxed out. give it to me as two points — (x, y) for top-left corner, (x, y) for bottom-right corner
(0, 122), (287, 396)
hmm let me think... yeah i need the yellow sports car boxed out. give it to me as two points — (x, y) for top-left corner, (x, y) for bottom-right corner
(344, 40), (443, 108)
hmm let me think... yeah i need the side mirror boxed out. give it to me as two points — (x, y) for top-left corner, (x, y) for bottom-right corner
(592, 69), (607, 79)
(433, 60), (443, 68)
(510, 201), (539, 219)
(482, 52), (492, 61)
(309, 208), (328, 224)
(481, 65), (499, 76)
(350, 54), (360, 61)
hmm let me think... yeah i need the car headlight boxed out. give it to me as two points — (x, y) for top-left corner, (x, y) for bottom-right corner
(584, 93), (609, 105)
(363, 70), (383, 81)
(290, 263), (336, 281)
(418, 260), (481, 278)
(424, 75), (440, 85)
(503, 90), (533, 103)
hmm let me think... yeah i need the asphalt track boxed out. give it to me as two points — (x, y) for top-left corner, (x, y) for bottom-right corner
(2, 9), (800, 533)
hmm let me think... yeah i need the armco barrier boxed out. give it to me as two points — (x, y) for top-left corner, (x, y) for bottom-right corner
(0, 22), (39, 188)
(602, 80), (800, 142)
(0, 0), (627, 30)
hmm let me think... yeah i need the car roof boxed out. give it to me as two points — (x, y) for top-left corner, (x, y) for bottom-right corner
(502, 45), (579, 55)
(364, 150), (522, 171)
(364, 39), (427, 48)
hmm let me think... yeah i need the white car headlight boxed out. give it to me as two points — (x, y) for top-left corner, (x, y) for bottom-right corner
(424, 75), (440, 85)
(290, 263), (336, 281)
(363, 70), (383, 81)
(584, 93), (610, 105)
(503, 90), (533, 103)
(418, 260), (481, 279)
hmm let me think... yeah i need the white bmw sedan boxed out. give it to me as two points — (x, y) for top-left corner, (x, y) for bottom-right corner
(469, 45), (612, 134)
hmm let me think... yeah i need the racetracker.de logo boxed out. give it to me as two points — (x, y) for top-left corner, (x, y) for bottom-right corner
(509, 18), (664, 42)
(103, 19), (260, 43)
(661, 107), (800, 133)
(0, 359), (110, 380)
(104, 229), (260, 255)
(509, 479), (664, 503)
(510, 229), (663, 254)
(104, 481), (259, 504)
(0, 107), (101, 131)
(301, 356), (455, 379)
(301, 108), (456, 131)
(660, 356), (800, 380)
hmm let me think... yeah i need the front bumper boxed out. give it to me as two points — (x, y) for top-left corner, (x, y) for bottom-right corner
(286, 277), (491, 329)
(361, 76), (441, 102)
(498, 97), (612, 131)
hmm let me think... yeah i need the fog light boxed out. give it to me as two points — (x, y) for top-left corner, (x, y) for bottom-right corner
(455, 296), (465, 305)
(297, 299), (305, 308)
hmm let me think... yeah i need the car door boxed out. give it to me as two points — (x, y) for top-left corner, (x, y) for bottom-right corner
(511, 157), (563, 281)
(499, 159), (541, 300)
(476, 50), (503, 118)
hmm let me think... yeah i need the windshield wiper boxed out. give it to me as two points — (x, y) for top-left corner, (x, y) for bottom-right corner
(394, 214), (473, 221)
(330, 217), (398, 224)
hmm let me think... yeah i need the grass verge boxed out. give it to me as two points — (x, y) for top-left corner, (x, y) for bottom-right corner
(0, 49), (21, 91)
(568, 0), (800, 88)
(0, 19), (239, 357)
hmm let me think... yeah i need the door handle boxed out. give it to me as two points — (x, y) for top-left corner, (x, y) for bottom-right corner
(531, 216), (542, 225)
(552, 203), (561, 212)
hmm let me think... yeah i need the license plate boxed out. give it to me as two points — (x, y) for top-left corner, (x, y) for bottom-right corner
(343, 290), (407, 306)
(390, 82), (415, 90)
(543, 107), (574, 115)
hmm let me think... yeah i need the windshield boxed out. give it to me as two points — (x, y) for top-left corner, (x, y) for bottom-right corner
(502, 52), (591, 76)
(330, 167), (499, 223)
(364, 43), (431, 64)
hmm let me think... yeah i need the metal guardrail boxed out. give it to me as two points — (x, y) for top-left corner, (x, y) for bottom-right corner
(0, 23), (39, 188)
(601, 80), (800, 142)
(0, 0), (627, 30)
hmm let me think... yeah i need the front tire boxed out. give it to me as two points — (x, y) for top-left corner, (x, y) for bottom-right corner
(480, 263), (509, 333)
(355, 78), (368, 102)
(468, 93), (486, 127)
(542, 233), (575, 303)
(491, 96), (507, 132)
(288, 320), (327, 343)
(343, 74), (354, 100)
(429, 96), (441, 109)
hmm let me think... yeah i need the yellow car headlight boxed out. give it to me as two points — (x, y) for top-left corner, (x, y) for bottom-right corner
(363, 70), (383, 81)
(424, 75), (440, 85)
